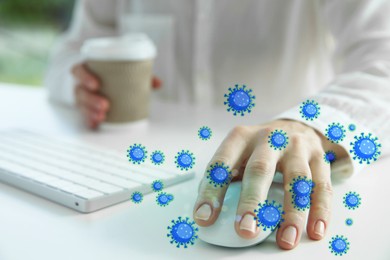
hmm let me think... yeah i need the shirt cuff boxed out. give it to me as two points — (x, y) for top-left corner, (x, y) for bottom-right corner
(273, 103), (371, 178)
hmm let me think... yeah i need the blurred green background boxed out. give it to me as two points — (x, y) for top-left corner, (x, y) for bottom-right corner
(0, 0), (75, 87)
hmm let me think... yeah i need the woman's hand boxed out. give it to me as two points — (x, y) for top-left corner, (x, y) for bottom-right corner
(193, 119), (347, 249)
(72, 62), (162, 129)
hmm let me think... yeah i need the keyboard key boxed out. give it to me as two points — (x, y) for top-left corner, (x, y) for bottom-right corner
(43, 178), (74, 188)
(70, 177), (123, 194)
(73, 189), (105, 199)
(59, 183), (88, 194)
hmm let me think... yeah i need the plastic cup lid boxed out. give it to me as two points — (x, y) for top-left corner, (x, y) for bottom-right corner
(81, 33), (156, 61)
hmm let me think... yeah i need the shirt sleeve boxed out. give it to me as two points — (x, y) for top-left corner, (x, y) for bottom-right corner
(275, 0), (390, 176)
(44, 0), (118, 106)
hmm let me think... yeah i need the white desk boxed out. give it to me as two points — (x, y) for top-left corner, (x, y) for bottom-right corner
(0, 83), (389, 260)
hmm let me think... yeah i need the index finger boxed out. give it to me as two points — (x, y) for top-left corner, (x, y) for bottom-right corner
(71, 63), (99, 91)
(193, 126), (253, 226)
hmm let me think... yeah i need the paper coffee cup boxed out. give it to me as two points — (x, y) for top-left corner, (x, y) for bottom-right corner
(81, 34), (156, 123)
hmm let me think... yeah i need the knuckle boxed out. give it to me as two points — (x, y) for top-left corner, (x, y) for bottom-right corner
(311, 149), (324, 160)
(315, 182), (333, 196)
(229, 125), (249, 138)
(239, 195), (262, 210)
(310, 204), (332, 218)
(246, 160), (274, 177)
(258, 127), (273, 138)
(71, 65), (77, 75)
(289, 133), (305, 147)
(74, 85), (81, 95)
(199, 188), (220, 199)
(208, 155), (229, 166)
(283, 171), (311, 192)
(71, 63), (82, 76)
(283, 210), (306, 224)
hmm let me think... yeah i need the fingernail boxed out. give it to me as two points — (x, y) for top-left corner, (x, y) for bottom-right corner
(239, 214), (256, 233)
(281, 226), (297, 246)
(314, 220), (325, 237)
(195, 204), (212, 221)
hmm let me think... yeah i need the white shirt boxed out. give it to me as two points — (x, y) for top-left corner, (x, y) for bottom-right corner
(45, 0), (390, 173)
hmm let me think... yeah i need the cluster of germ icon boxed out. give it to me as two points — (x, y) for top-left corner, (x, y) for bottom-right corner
(328, 191), (362, 256)
(127, 84), (375, 250)
(224, 85), (381, 165)
(130, 180), (174, 207)
(126, 126), (213, 248)
(224, 85), (371, 256)
(290, 176), (314, 211)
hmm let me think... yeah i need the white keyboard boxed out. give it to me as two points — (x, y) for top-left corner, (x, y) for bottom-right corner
(0, 130), (194, 213)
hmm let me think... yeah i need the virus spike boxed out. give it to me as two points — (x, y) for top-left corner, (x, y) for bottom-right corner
(348, 124), (356, 132)
(268, 129), (289, 150)
(299, 100), (320, 121)
(345, 218), (353, 226)
(343, 191), (361, 210)
(175, 150), (195, 171)
(206, 162), (232, 188)
(127, 144), (147, 164)
(329, 235), (350, 256)
(325, 122), (346, 143)
(224, 84), (256, 116)
(130, 191), (143, 204)
(151, 180), (164, 192)
(254, 200), (284, 231)
(150, 150), (165, 165)
(198, 126), (212, 141)
(350, 132), (381, 164)
(324, 150), (337, 164)
(167, 216), (199, 248)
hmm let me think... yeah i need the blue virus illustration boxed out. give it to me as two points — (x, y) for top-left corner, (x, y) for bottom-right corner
(325, 123), (346, 143)
(329, 235), (350, 256)
(206, 162), (232, 188)
(299, 100), (320, 121)
(198, 126), (212, 141)
(254, 200), (284, 231)
(151, 180), (164, 192)
(150, 150), (165, 165)
(156, 192), (172, 207)
(224, 84), (256, 116)
(175, 150), (195, 171)
(345, 218), (353, 226)
(350, 132), (381, 164)
(268, 129), (289, 150)
(289, 176), (314, 197)
(290, 176), (314, 211)
(130, 191), (143, 204)
(127, 144), (147, 164)
(167, 217), (199, 248)
(293, 195), (311, 211)
(348, 124), (356, 132)
(343, 191), (361, 210)
(324, 150), (337, 164)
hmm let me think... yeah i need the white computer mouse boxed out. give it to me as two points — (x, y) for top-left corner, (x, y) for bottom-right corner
(198, 180), (284, 248)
